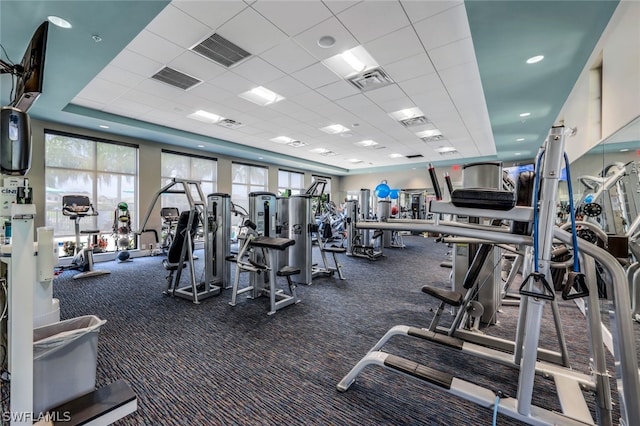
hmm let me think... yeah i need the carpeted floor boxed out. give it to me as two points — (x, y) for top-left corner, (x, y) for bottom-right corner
(51, 235), (639, 425)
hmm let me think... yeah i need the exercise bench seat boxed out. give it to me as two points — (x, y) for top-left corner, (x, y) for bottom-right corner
(277, 265), (301, 277)
(421, 286), (463, 307)
(322, 245), (347, 254)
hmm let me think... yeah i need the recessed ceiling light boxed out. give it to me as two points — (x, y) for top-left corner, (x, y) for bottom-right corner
(620, 148), (630, 152)
(514, 152), (522, 156)
(239, 86), (284, 106)
(47, 16), (72, 28)
(516, 138), (525, 141)
(197, 144), (205, 148)
(416, 129), (442, 138)
(98, 124), (109, 129)
(270, 136), (295, 144)
(519, 112), (531, 117)
(389, 153), (404, 158)
(317, 35), (336, 48)
(348, 159), (363, 163)
(320, 124), (350, 134)
(526, 55), (544, 64)
(188, 110), (223, 123)
(355, 140), (378, 147)
(310, 147), (330, 154)
(388, 107), (424, 121)
(258, 157), (263, 160)
(435, 146), (457, 153)
(341, 51), (365, 72)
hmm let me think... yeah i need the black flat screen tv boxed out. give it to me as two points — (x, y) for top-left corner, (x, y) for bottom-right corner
(13, 21), (49, 112)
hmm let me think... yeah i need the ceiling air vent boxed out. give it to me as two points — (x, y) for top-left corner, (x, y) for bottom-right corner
(439, 150), (458, 156)
(405, 154), (424, 159)
(216, 118), (245, 129)
(421, 134), (445, 143)
(400, 116), (429, 127)
(192, 33), (251, 68)
(151, 67), (201, 90)
(287, 140), (307, 148)
(347, 67), (394, 92)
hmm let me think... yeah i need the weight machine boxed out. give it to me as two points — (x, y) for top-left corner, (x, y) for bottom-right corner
(337, 126), (640, 426)
(137, 178), (220, 303)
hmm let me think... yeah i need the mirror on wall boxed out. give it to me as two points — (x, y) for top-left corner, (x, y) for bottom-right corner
(566, 115), (640, 235)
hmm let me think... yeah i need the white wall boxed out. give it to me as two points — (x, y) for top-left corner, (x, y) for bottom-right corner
(560, 1), (640, 162)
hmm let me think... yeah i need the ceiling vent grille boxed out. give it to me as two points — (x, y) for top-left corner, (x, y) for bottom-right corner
(151, 67), (201, 90)
(319, 150), (338, 157)
(346, 67), (394, 92)
(400, 116), (429, 127)
(421, 134), (445, 143)
(405, 154), (424, 159)
(439, 150), (458, 156)
(216, 118), (245, 129)
(287, 140), (307, 148)
(192, 33), (251, 68)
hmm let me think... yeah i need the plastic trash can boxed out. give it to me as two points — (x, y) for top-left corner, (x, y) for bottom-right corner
(33, 315), (106, 414)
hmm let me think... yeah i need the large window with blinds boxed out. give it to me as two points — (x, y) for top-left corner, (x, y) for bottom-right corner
(45, 131), (138, 251)
(277, 169), (305, 196)
(231, 162), (268, 211)
(160, 151), (217, 213)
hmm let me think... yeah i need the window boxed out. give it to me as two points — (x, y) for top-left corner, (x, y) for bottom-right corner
(278, 169), (305, 196)
(231, 162), (268, 211)
(45, 131), (138, 251)
(160, 151), (217, 213)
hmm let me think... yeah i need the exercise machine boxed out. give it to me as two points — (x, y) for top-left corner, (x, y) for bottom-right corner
(159, 206), (179, 254)
(345, 199), (383, 260)
(112, 201), (133, 262)
(60, 195), (110, 280)
(288, 194), (313, 285)
(228, 219), (300, 315)
(137, 178), (220, 303)
(206, 193), (231, 290)
(337, 126), (640, 426)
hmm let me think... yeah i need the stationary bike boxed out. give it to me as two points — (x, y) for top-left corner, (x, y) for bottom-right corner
(60, 195), (110, 279)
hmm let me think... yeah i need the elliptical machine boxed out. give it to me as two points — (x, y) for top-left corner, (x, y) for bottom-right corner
(60, 195), (110, 279)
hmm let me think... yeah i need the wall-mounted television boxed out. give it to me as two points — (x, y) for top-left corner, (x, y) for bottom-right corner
(12, 21), (49, 112)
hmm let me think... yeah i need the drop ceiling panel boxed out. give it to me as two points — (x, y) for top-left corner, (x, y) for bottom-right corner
(336, 1), (409, 44)
(316, 80), (360, 100)
(292, 63), (341, 89)
(72, 98), (107, 111)
(363, 26), (425, 66)
(231, 56), (286, 85)
(383, 53), (435, 84)
(209, 71), (255, 94)
(400, 0), (463, 24)
(335, 93), (378, 111)
(260, 40), (318, 74)
(124, 30), (185, 65)
(134, 78), (189, 100)
(118, 89), (179, 111)
(363, 84), (408, 105)
(268, 76), (312, 98)
(102, 100), (152, 118)
(168, 51), (227, 82)
(95, 65), (147, 88)
(216, 7), (288, 55)
(110, 49), (164, 78)
(398, 73), (446, 96)
(173, 0), (247, 30)
(412, 4), (471, 51)
(252, 1), (333, 37)
(145, 5), (212, 49)
(428, 37), (477, 71)
(75, 78), (130, 104)
(292, 17), (359, 61)
(185, 82), (236, 104)
(322, 0), (360, 15)
(289, 90), (331, 108)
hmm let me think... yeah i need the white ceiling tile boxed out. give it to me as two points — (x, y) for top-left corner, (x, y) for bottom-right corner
(413, 3), (471, 50)
(110, 49), (163, 78)
(428, 37), (476, 71)
(260, 39), (318, 74)
(185, 82), (236, 104)
(102, 100), (152, 118)
(267, 75), (311, 98)
(384, 53), (435, 83)
(363, 26), (425, 66)
(145, 4), (212, 49)
(364, 84), (407, 104)
(214, 95), (263, 113)
(337, 1), (409, 44)
(335, 93), (377, 110)
(134, 78), (188, 100)
(71, 98), (107, 111)
(398, 73), (444, 96)
(168, 51), (227, 82)
(217, 7), (288, 55)
(292, 17), (359, 61)
(251, 1), (333, 37)
(400, 0), (463, 23)
(375, 97), (417, 114)
(322, 1), (361, 15)
(75, 78), (130, 104)
(118, 89), (180, 111)
(292, 62), (341, 89)
(289, 90), (331, 108)
(231, 56), (286, 85)
(209, 71), (255, 94)
(95, 65), (147, 88)
(173, 0), (247, 30)
(316, 80), (360, 100)
(123, 30), (184, 65)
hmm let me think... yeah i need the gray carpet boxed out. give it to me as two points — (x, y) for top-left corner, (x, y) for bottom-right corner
(51, 236), (639, 425)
